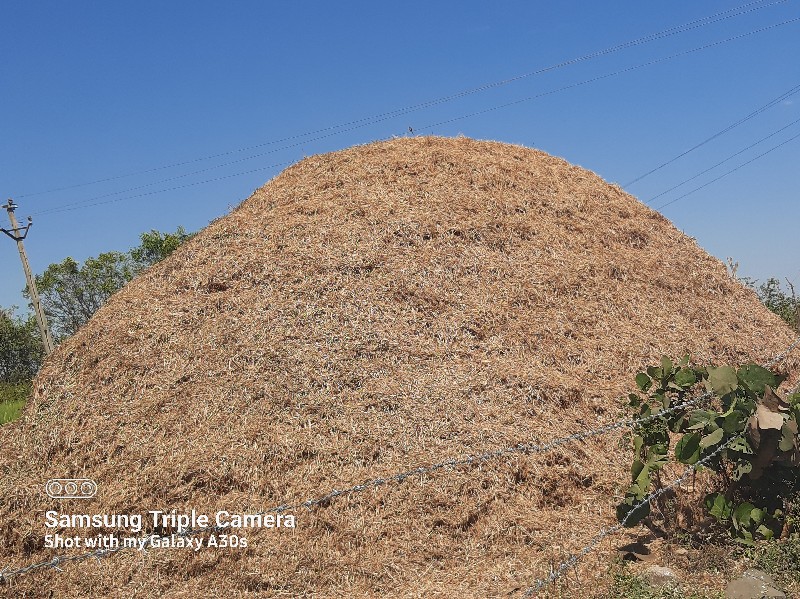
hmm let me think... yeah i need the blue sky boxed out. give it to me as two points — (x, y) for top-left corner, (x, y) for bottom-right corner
(1, 1), (798, 312)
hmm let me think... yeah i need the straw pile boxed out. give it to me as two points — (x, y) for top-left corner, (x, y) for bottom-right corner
(1, 136), (797, 598)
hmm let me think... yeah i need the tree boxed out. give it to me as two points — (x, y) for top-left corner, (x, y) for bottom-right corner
(33, 252), (134, 339)
(131, 227), (193, 272)
(750, 278), (799, 332)
(26, 227), (193, 340)
(0, 307), (43, 383)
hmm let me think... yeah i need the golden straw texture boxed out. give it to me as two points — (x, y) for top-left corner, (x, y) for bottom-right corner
(1, 136), (797, 598)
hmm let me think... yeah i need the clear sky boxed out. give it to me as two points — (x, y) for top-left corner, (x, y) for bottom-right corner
(1, 1), (798, 312)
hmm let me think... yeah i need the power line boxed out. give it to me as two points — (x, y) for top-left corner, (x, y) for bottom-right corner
(1, 201), (55, 354)
(30, 160), (293, 217)
(417, 20), (800, 134)
(30, 121), (380, 213)
(647, 115), (800, 203)
(655, 129), (800, 210)
(31, 16), (800, 217)
(624, 82), (800, 188)
(14, 0), (790, 200)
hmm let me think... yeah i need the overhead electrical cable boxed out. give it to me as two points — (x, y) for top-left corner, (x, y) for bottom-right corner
(31, 161), (293, 216)
(655, 130), (800, 210)
(647, 116), (800, 203)
(416, 19), (800, 133)
(625, 82), (800, 187)
(32, 122), (389, 209)
(31, 15), (800, 216)
(15, 0), (789, 199)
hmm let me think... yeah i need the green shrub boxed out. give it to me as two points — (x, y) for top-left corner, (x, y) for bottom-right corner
(0, 381), (31, 403)
(617, 357), (800, 545)
(0, 308), (42, 382)
(747, 277), (799, 332)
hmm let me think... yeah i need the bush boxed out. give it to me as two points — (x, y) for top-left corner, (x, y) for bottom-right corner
(0, 381), (32, 403)
(605, 566), (723, 598)
(0, 398), (25, 424)
(749, 277), (799, 332)
(0, 308), (42, 382)
(617, 357), (800, 545)
(748, 537), (800, 585)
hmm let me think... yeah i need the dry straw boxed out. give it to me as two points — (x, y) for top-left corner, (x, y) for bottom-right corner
(1, 136), (797, 597)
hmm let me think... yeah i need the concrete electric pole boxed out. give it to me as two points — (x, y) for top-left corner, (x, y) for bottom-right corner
(2, 199), (55, 355)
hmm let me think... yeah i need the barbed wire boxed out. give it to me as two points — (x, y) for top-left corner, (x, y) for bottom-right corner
(1, 337), (798, 584)
(0, 394), (710, 583)
(517, 336), (800, 596)
(521, 437), (735, 598)
(764, 335), (800, 368)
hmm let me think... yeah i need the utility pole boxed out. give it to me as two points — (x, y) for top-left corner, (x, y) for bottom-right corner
(2, 199), (55, 355)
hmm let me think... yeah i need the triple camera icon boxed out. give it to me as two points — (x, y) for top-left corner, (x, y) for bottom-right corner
(45, 478), (98, 499)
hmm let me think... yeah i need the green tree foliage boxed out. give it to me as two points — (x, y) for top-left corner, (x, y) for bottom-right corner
(130, 226), (193, 273)
(33, 252), (134, 339)
(752, 278), (800, 332)
(2, 227), (191, 420)
(728, 260), (799, 331)
(0, 307), (43, 383)
(26, 227), (192, 340)
(618, 357), (800, 545)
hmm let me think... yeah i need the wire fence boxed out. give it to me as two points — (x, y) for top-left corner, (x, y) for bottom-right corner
(765, 335), (800, 368)
(521, 437), (735, 597)
(0, 391), (717, 583)
(1, 337), (798, 591)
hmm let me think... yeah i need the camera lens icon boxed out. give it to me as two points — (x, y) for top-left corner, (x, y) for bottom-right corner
(45, 478), (97, 499)
(46, 481), (63, 496)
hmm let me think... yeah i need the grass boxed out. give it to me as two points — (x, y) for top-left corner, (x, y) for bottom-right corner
(745, 537), (800, 593)
(0, 381), (30, 424)
(0, 398), (25, 424)
(604, 563), (724, 599)
(603, 537), (800, 599)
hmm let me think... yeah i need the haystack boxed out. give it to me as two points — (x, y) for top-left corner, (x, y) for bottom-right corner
(1, 136), (797, 598)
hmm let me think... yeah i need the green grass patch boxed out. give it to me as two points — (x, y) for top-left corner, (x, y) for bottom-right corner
(604, 566), (723, 599)
(746, 537), (800, 590)
(0, 381), (30, 424)
(0, 398), (25, 424)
